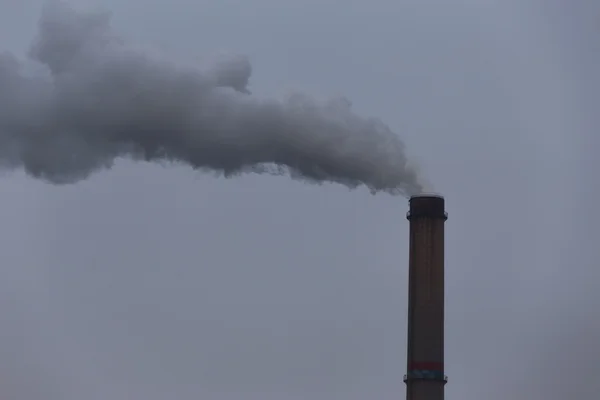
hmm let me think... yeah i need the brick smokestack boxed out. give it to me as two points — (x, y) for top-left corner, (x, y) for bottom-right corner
(404, 194), (448, 400)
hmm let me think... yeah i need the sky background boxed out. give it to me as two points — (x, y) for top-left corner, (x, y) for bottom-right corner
(0, 0), (598, 399)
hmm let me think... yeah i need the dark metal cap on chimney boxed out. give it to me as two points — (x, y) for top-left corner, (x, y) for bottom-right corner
(406, 194), (447, 220)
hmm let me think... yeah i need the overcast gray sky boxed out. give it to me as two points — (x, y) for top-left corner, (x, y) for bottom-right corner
(0, 0), (598, 399)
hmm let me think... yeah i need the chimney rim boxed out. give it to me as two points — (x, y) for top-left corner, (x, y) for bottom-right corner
(410, 192), (444, 200)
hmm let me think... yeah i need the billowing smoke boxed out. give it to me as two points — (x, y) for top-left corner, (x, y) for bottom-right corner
(0, 1), (424, 196)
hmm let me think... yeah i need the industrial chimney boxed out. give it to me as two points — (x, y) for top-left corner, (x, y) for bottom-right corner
(404, 194), (448, 400)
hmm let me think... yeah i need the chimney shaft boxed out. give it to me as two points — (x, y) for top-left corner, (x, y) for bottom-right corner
(404, 194), (447, 400)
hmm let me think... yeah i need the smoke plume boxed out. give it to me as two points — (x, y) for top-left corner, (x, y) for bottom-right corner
(0, 1), (424, 196)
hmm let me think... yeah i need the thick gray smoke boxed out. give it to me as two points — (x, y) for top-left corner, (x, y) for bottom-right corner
(0, 2), (424, 196)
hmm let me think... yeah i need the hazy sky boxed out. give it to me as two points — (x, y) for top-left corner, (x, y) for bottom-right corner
(0, 1), (598, 399)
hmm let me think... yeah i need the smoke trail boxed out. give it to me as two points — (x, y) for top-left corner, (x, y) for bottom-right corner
(0, 2), (424, 196)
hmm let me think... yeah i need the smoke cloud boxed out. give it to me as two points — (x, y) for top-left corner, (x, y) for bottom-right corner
(0, 1), (423, 196)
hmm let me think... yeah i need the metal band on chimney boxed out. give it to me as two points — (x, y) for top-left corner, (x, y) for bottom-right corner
(404, 362), (448, 383)
(403, 371), (448, 383)
(406, 194), (448, 220)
